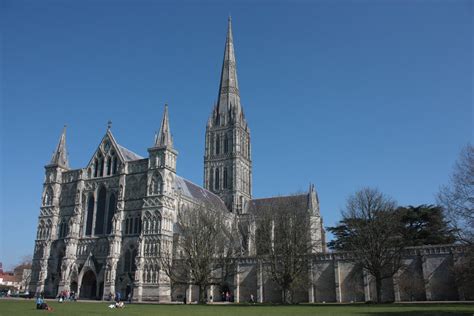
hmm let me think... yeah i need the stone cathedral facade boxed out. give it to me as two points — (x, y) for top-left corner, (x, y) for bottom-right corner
(28, 18), (324, 302)
(29, 19), (466, 303)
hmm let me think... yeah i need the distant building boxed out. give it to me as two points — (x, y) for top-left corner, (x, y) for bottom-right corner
(0, 272), (19, 290)
(0, 263), (31, 292)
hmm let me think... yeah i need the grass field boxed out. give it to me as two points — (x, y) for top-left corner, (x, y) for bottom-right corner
(0, 299), (473, 316)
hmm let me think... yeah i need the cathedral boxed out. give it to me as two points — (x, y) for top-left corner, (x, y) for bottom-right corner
(29, 18), (325, 302)
(29, 18), (469, 304)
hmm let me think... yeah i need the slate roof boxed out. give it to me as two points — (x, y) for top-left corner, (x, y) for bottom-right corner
(175, 176), (228, 212)
(117, 144), (144, 161)
(247, 194), (309, 214)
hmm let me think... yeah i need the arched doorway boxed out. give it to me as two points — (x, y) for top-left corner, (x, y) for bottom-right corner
(71, 281), (78, 293)
(80, 270), (97, 299)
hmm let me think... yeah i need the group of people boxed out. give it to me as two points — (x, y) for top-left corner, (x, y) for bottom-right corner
(108, 291), (127, 309)
(57, 290), (76, 302)
(221, 291), (233, 302)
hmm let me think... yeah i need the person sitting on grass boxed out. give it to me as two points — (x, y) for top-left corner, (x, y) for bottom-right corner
(108, 301), (125, 309)
(36, 296), (44, 309)
(35, 296), (53, 311)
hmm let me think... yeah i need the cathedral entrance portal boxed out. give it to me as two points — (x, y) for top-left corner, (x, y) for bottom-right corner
(80, 270), (97, 299)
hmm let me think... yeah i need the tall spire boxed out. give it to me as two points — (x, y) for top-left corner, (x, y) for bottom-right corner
(50, 125), (69, 168)
(217, 16), (241, 114)
(155, 104), (173, 148)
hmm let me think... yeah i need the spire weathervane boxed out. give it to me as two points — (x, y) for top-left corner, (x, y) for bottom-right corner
(107, 120), (112, 130)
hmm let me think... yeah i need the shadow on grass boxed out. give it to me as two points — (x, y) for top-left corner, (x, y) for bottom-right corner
(356, 312), (473, 316)
(204, 303), (474, 316)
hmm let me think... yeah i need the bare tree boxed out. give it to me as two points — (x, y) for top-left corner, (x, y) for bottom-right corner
(437, 144), (474, 245)
(253, 194), (316, 304)
(160, 203), (240, 304)
(437, 144), (474, 299)
(328, 188), (405, 303)
(13, 255), (33, 292)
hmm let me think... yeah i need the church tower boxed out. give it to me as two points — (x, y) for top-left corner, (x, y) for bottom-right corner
(204, 17), (252, 213)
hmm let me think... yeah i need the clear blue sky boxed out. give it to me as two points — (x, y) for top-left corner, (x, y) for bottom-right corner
(1, 0), (472, 270)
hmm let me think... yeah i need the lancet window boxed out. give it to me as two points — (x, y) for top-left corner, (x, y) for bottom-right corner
(43, 186), (54, 206)
(149, 173), (163, 196)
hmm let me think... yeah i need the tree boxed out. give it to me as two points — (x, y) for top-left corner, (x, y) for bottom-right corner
(13, 255), (33, 292)
(398, 205), (456, 246)
(327, 188), (405, 303)
(160, 203), (240, 304)
(253, 194), (317, 304)
(437, 144), (474, 299)
(437, 144), (474, 245)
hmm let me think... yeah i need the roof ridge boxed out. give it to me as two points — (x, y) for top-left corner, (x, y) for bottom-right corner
(251, 193), (308, 201)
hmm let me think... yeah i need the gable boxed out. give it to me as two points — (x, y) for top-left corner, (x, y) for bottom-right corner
(85, 130), (143, 178)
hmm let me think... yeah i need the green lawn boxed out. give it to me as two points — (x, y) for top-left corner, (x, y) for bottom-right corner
(0, 299), (473, 316)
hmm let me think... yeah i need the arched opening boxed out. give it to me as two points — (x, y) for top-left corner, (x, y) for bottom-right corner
(223, 168), (228, 189)
(149, 173), (163, 195)
(224, 133), (229, 153)
(99, 156), (104, 177)
(94, 187), (106, 235)
(112, 154), (118, 175)
(126, 285), (132, 300)
(215, 168), (220, 191)
(80, 270), (97, 299)
(71, 281), (78, 293)
(106, 157), (112, 176)
(98, 281), (104, 300)
(106, 194), (116, 234)
(215, 135), (220, 155)
(209, 168), (214, 191)
(44, 186), (53, 206)
(94, 159), (99, 177)
(85, 196), (94, 236)
(123, 247), (138, 273)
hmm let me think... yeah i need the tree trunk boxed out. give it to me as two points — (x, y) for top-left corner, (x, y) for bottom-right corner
(282, 287), (291, 304)
(375, 276), (382, 303)
(198, 285), (207, 304)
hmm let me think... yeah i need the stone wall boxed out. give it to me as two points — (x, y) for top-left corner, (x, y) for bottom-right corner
(208, 244), (468, 304)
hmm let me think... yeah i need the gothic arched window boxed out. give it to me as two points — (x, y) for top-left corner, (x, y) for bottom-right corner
(112, 153), (118, 175)
(209, 168), (214, 191)
(38, 220), (45, 239)
(94, 159), (99, 178)
(224, 134), (229, 153)
(106, 157), (112, 176)
(44, 186), (53, 206)
(99, 157), (104, 177)
(106, 194), (116, 234)
(125, 218), (130, 235)
(215, 135), (220, 155)
(149, 173), (162, 195)
(215, 168), (220, 191)
(59, 222), (64, 238)
(223, 168), (228, 189)
(85, 195), (94, 236)
(94, 187), (106, 235)
(134, 217), (139, 234)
